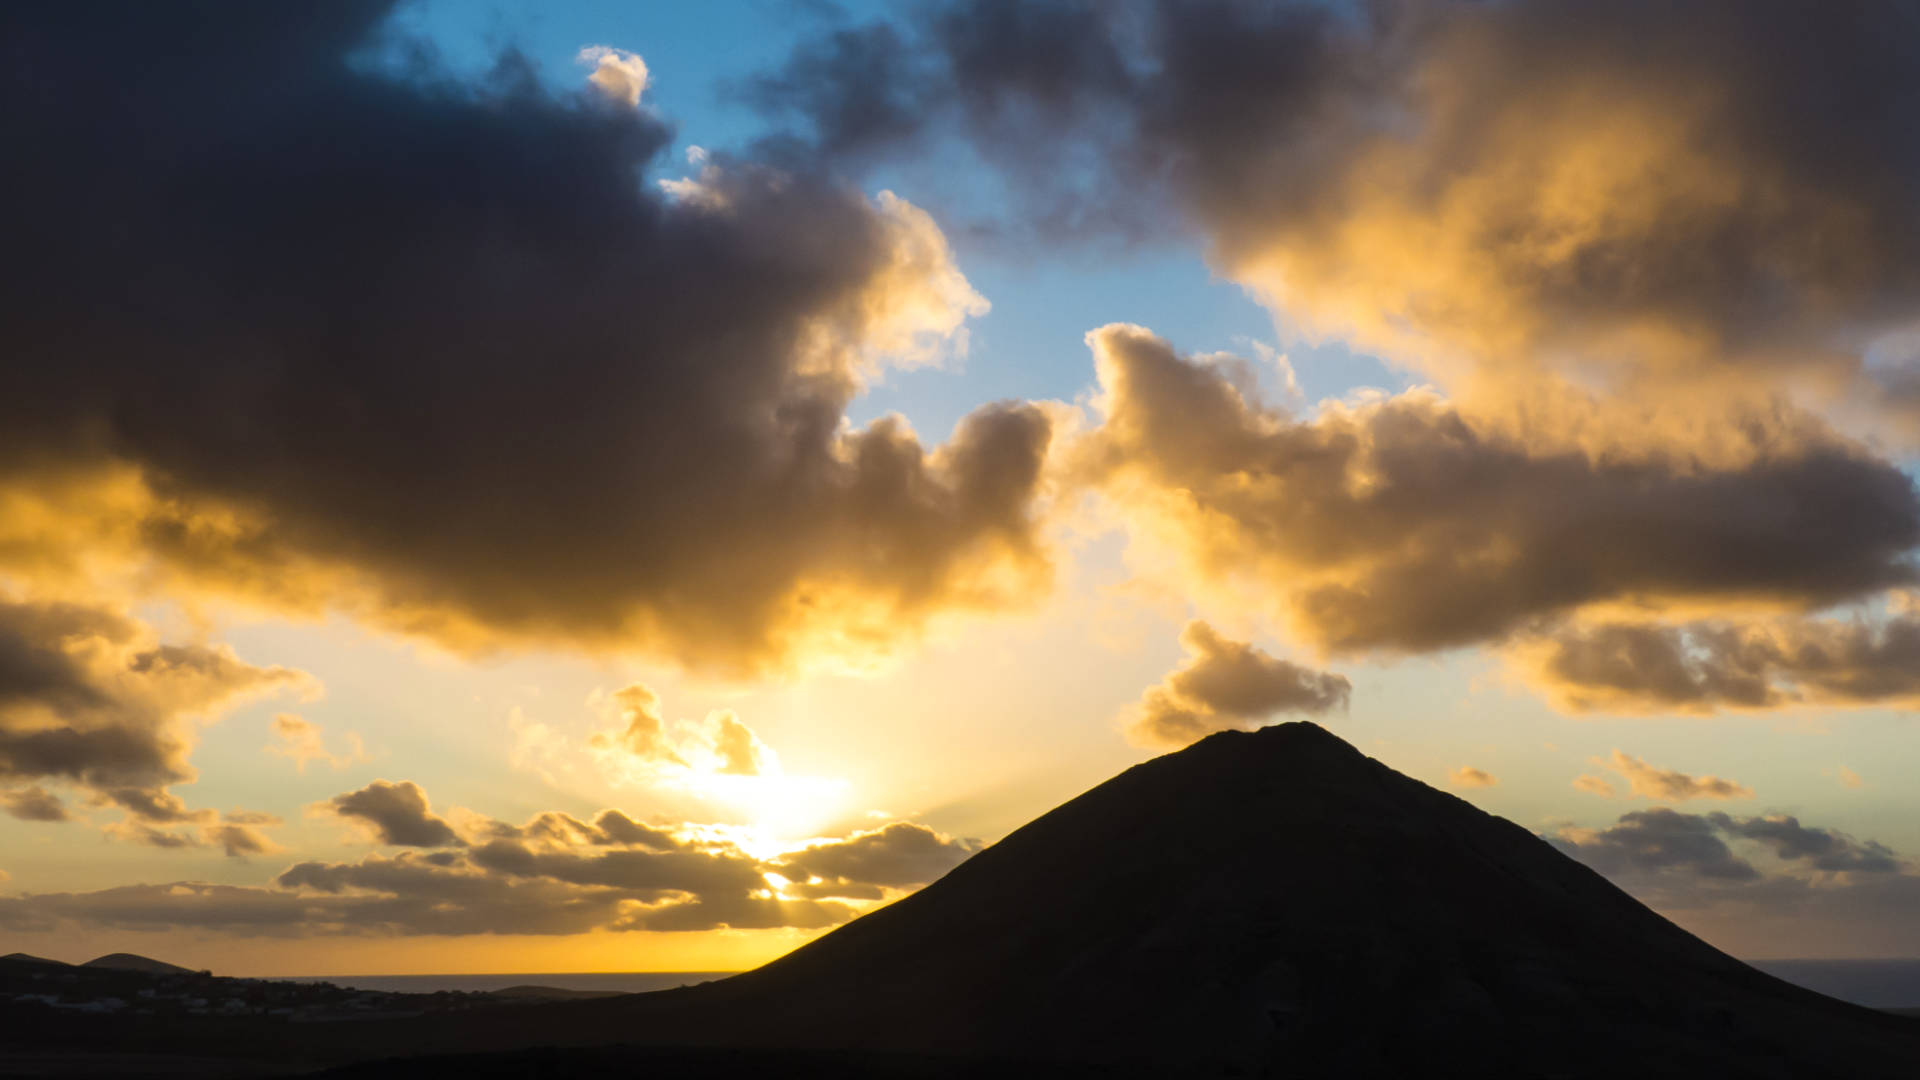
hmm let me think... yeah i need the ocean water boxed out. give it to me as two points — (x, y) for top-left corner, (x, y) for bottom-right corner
(287, 962), (1920, 1008)
(1751, 960), (1920, 1008)
(284, 971), (738, 995)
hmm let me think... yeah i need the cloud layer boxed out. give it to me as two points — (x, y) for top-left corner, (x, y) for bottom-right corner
(0, 2), (1053, 675)
(0, 781), (982, 938)
(1076, 325), (1918, 661)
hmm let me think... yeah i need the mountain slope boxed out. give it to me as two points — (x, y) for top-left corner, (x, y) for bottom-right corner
(80, 953), (196, 976)
(642, 722), (1918, 1075)
(314, 722), (1920, 1076)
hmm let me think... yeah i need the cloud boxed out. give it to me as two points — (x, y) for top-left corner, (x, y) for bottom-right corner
(577, 46), (650, 107)
(0, 598), (310, 823)
(1708, 813), (1899, 874)
(773, 822), (982, 899)
(1600, 752), (1753, 803)
(1449, 767), (1496, 789)
(1550, 807), (1908, 934)
(1836, 767), (1865, 790)
(753, 1), (1920, 438)
(1075, 325), (1919, 660)
(202, 823), (279, 859)
(1572, 775), (1616, 798)
(0, 786), (970, 938)
(1122, 621), (1349, 748)
(1, 786), (68, 822)
(324, 780), (465, 848)
(104, 814), (280, 859)
(1550, 809), (1760, 883)
(1509, 611), (1920, 714)
(0, 3), (1054, 676)
(589, 682), (778, 778)
(266, 714), (368, 773)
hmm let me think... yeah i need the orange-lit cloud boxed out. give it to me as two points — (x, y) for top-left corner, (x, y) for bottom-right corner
(266, 714), (367, 774)
(1598, 752), (1752, 803)
(0, 781), (982, 939)
(763, 1), (1920, 437)
(588, 682), (777, 779)
(1449, 767), (1497, 789)
(324, 780), (465, 849)
(1121, 621), (1348, 748)
(0, 597), (311, 828)
(0, 5), (1054, 677)
(1075, 325), (1918, 661)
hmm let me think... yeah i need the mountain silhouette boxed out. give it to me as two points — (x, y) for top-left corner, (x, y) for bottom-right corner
(79, 953), (196, 976)
(583, 721), (1909, 1076)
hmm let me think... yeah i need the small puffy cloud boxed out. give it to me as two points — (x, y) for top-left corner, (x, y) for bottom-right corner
(1602, 751), (1752, 803)
(774, 822), (982, 899)
(1123, 621), (1349, 748)
(1572, 775), (1617, 798)
(202, 822), (278, 859)
(325, 780), (464, 848)
(578, 46), (649, 107)
(266, 714), (367, 773)
(1449, 767), (1497, 789)
(1835, 767), (1865, 790)
(589, 683), (778, 778)
(591, 809), (681, 852)
(0, 599), (311, 824)
(2, 786), (68, 822)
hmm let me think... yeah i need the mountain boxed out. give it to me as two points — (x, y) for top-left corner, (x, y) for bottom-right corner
(0, 952), (67, 966)
(79, 953), (197, 976)
(575, 721), (1919, 1076)
(70, 722), (1920, 1077)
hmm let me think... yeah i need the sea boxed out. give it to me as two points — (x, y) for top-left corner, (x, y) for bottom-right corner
(283, 971), (738, 995)
(284, 961), (1920, 1009)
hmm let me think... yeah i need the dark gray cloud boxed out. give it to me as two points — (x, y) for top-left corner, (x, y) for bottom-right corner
(326, 780), (465, 848)
(1076, 325), (1920, 658)
(752, 1), (1920, 425)
(0, 2), (1053, 675)
(774, 822), (982, 899)
(1706, 813), (1900, 874)
(1123, 620), (1349, 748)
(1549, 808), (1761, 884)
(1513, 611), (1920, 713)
(1, 786), (68, 822)
(1552, 808), (1905, 890)
(1552, 808), (1920, 955)
(0, 598), (307, 823)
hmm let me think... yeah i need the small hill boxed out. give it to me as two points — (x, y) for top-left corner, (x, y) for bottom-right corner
(0, 952), (69, 966)
(80, 953), (197, 976)
(487, 985), (628, 1001)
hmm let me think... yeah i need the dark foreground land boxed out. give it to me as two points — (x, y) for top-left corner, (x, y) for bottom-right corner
(7, 724), (1920, 1078)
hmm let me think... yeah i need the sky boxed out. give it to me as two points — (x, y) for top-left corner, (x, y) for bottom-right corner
(5, 0), (1920, 976)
